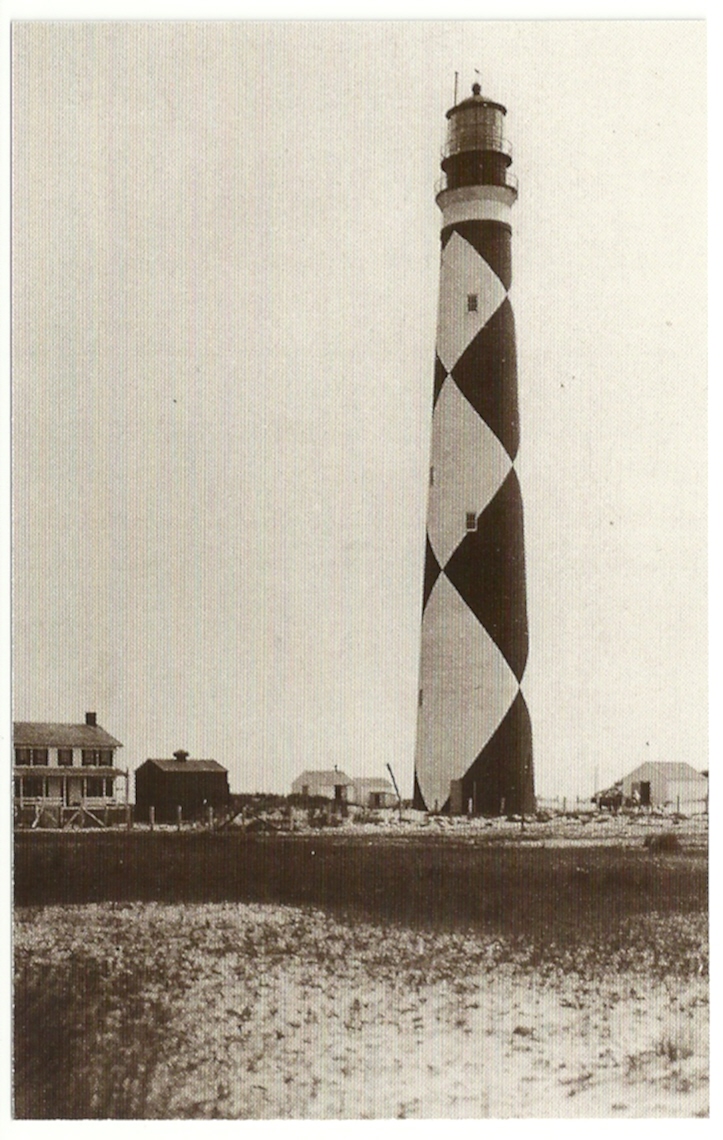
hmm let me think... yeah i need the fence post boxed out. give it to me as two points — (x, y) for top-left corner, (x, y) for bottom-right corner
(149, 805), (155, 830)
(177, 804), (182, 831)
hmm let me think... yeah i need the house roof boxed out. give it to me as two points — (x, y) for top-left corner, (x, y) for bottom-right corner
(142, 758), (227, 774)
(13, 722), (122, 749)
(294, 769), (354, 785)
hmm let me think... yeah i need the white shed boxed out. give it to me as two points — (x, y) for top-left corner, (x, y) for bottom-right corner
(291, 769), (355, 802)
(621, 761), (707, 812)
(352, 777), (396, 809)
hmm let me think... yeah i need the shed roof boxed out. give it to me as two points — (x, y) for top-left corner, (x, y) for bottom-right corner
(295, 769), (354, 785)
(624, 761), (706, 781)
(13, 722), (122, 749)
(353, 777), (394, 792)
(142, 758), (227, 774)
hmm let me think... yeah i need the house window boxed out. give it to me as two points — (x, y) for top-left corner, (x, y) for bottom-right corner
(58, 748), (73, 767)
(466, 512), (477, 532)
(84, 775), (108, 793)
(82, 747), (105, 766)
(24, 776), (45, 798)
(14, 747), (29, 766)
(14, 778), (21, 798)
(467, 293), (478, 312)
(100, 749), (113, 766)
(30, 749), (49, 766)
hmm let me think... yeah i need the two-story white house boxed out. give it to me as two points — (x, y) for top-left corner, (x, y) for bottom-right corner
(13, 712), (126, 818)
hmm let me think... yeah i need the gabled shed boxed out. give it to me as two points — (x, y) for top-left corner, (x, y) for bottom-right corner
(135, 751), (230, 822)
(291, 769), (354, 803)
(352, 777), (396, 809)
(620, 761), (707, 812)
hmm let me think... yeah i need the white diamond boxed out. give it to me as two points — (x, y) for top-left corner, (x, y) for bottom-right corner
(415, 574), (519, 813)
(436, 231), (507, 374)
(427, 377), (512, 569)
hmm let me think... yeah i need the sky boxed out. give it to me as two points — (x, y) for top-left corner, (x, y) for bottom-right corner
(10, 18), (707, 801)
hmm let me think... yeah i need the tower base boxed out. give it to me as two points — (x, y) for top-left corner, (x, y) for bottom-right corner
(413, 692), (535, 816)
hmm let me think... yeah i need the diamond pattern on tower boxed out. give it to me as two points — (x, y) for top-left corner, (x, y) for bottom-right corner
(416, 573), (520, 816)
(450, 298), (519, 461)
(422, 538), (442, 612)
(436, 231), (507, 374)
(433, 354), (447, 407)
(444, 468), (529, 683)
(416, 217), (532, 815)
(460, 692), (534, 816)
(440, 227), (455, 251)
(427, 374), (513, 570)
(442, 221), (513, 291)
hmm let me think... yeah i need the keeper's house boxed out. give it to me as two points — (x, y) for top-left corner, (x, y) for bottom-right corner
(135, 750), (230, 822)
(13, 712), (126, 821)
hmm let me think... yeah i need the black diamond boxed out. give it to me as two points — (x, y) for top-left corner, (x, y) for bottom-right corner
(422, 537), (442, 612)
(433, 354), (447, 407)
(459, 692), (534, 815)
(451, 298), (519, 460)
(441, 221), (512, 290)
(444, 468), (529, 681)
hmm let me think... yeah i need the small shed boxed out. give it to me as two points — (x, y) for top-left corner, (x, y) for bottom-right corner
(620, 761), (707, 812)
(135, 750), (230, 822)
(352, 777), (396, 809)
(291, 769), (354, 803)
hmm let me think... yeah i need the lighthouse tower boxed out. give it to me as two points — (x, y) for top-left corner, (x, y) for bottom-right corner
(414, 83), (534, 816)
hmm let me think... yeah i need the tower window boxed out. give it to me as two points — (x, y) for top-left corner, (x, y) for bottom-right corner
(429, 465), (434, 486)
(418, 688), (424, 708)
(467, 293), (478, 312)
(466, 512), (477, 531)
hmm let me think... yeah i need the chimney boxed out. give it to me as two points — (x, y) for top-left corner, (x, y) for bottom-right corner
(173, 749), (189, 763)
(85, 711), (97, 727)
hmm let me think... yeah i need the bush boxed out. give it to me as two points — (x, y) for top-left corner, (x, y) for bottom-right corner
(644, 832), (682, 853)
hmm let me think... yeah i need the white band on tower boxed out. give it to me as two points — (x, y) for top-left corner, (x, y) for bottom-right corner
(437, 184), (516, 228)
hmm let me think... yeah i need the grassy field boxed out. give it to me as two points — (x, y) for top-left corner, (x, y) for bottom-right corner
(14, 830), (707, 935)
(14, 829), (708, 1118)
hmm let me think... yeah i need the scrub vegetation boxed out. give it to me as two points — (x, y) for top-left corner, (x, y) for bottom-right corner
(14, 827), (707, 1118)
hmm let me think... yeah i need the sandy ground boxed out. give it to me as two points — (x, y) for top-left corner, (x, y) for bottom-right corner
(14, 901), (708, 1118)
(206, 807), (710, 848)
(306, 812), (710, 848)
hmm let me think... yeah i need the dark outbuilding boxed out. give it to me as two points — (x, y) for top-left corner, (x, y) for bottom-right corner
(134, 750), (230, 823)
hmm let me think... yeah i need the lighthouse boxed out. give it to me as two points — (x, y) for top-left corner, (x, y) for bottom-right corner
(413, 83), (534, 816)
